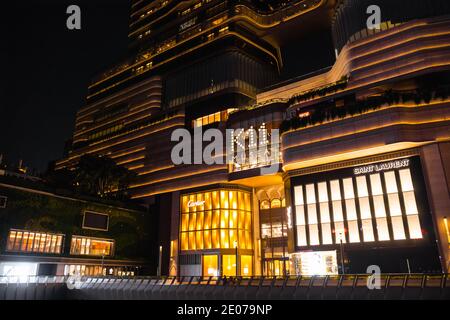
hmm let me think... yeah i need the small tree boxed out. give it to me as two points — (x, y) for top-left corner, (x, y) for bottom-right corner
(73, 155), (136, 199)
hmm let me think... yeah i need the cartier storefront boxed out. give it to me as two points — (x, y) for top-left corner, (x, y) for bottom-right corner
(178, 186), (254, 277)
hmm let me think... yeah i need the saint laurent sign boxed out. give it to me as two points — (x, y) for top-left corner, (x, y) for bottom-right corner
(353, 159), (410, 175)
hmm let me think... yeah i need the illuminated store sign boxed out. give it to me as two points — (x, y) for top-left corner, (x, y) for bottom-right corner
(187, 200), (206, 208)
(353, 159), (409, 175)
(290, 251), (338, 276)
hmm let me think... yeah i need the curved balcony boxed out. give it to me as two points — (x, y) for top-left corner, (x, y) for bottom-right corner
(281, 99), (450, 171)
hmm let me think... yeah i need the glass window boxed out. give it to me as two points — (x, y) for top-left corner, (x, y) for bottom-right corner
(361, 219), (375, 242)
(222, 255), (237, 277)
(294, 186), (304, 205)
(391, 216), (406, 240)
(241, 255), (253, 277)
(399, 169), (414, 191)
(370, 174), (383, 196)
(70, 236), (114, 256)
(334, 222), (346, 243)
(384, 172), (398, 193)
(296, 226), (307, 246)
(309, 224), (320, 245)
(306, 184), (316, 204)
(403, 191), (418, 215)
(376, 217), (390, 241)
(203, 255), (218, 277)
(407, 215), (423, 239)
(318, 182), (328, 202)
(330, 180), (341, 201)
(6, 230), (64, 254)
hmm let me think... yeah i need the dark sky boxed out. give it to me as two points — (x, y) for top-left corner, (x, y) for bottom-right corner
(0, 0), (335, 173)
(1, 0), (130, 172)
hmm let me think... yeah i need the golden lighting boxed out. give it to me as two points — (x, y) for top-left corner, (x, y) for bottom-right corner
(180, 189), (252, 251)
(444, 217), (450, 244)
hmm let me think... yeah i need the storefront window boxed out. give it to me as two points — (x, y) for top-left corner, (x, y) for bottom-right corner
(222, 254), (237, 277)
(240, 255), (253, 277)
(356, 176), (375, 242)
(293, 159), (424, 247)
(6, 229), (64, 254)
(294, 186), (307, 246)
(70, 236), (114, 256)
(203, 255), (218, 277)
(180, 189), (252, 250)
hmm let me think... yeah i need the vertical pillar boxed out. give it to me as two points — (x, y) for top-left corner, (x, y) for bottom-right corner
(420, 142), (450, 272)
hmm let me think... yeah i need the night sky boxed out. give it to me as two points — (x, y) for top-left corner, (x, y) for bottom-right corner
(1, 0), (130, 172)
(1, 0), (334, 173)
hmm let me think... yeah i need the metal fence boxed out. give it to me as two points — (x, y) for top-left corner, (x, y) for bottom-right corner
(1, 274), (449, 300)
(68, 274), (449, 300)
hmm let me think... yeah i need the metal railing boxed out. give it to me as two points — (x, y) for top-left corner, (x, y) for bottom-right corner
(1, 274), (449, 300)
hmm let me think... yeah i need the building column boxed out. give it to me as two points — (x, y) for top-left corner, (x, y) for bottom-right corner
(420, 142), (450, 272)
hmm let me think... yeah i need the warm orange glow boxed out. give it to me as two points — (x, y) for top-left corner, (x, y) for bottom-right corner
(444, 217), (450, 244)
(180, 189), (252, 251)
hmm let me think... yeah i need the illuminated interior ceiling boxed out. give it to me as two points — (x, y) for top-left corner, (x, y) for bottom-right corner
(282, 141), (432, 172)
(255, 184), (285, 201)
(229, 173), (284, 188)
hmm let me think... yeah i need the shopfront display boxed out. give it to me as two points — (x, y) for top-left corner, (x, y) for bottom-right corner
(292, 158), (424, 248)
(290, 251), (338, 276)
(179, 187), (254, 276)
(288, 156), (442, 273)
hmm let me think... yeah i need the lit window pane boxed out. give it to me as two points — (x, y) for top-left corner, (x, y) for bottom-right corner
(403, 191), (418, 215)
(332, 201), (343, 221)
(189, 232), (196, 250)
(388, 193), (402, 216)
(391, 216), (406, 240)
(196, 231), (203, 249)
(345, 199), (357, 220)
(384, 171), (398, 193)
(294, 186), (303, 205)
(361, 219), (375, 242)
(376, 217), (390, 241)
(306, 184), (316, 204)
(296, 226), (307, 246)
(359, 197), (372, 219)
(399, 169), (414, 191)
(356, 176), (369, 197)
(348, 220), (360, 243)
(309, 224), (320, 245)
(343, 178), (355, 199)
(307, 204), (318, 224)
(407, 215), (423, 239)
(318, 182), (328, 202)
(295, 205), (305, 225)
(321, 223), (333, 244)
(373, 195), (386, 217)
(330, 180), (341, 201)
(370, 174), (383, 196)
(212, 230), (220, 248)
(334, 222), (346, 243)
(320, 203), (330, 223)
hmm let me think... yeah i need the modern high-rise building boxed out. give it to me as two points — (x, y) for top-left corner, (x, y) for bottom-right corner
(55, 0), (450, 277)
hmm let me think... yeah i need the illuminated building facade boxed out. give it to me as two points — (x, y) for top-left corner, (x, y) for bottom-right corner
(56, 0), (450, 276)
(0, 171), (154, 277)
